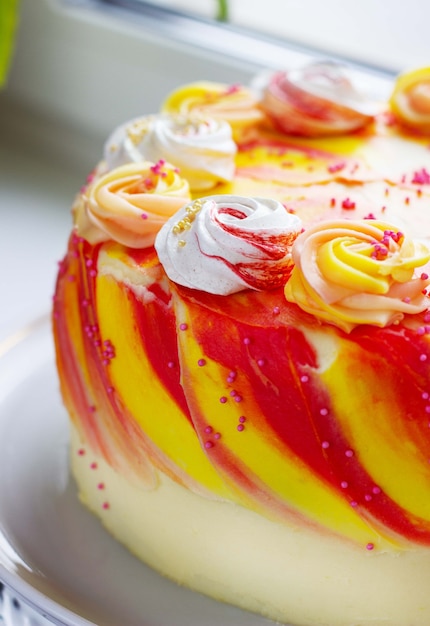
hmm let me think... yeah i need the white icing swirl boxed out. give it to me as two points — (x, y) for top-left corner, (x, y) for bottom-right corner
(155, 195), (302, 295)
(104, 114), (237, 191)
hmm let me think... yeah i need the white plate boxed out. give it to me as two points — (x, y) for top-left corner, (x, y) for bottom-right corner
(0, 317), (277, 626)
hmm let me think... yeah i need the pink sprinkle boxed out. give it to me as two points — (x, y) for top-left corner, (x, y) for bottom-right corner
(421, 273), (429, 280)
(97, 483), (105, 490)
(220, 396), (227, 404)
(167, 361), (175, 368)
(412, 167), (430, 185)
(420, 354), (428, 362)
(198, 358), (206, 367)
(107, 386), (114, 394)
(366, 543), (375, 551)
(102, 502), (110, 510)
(320, 408), (329, 416)
(89, 269), (97, 277)
(234, 395), (243, 403)
(422, 392), (429, 400)
(350, 501), (358, 508)
(179, 323), (188, 331)
(273, 306), (281, 315)
(214, 432), (221, 440)
(243, 337), (251, 345)
(90, 462), (97, 470)
(78, 448), (85, 456)
(85, 259), (93, 267)
(327, 161), (345, 174)
(341, 198), (356, 210)
(239, 416), (246, 423)
(225, 83), (241, 95)
(345, 449), (354, 457)
(89, 405), (96, 413)
(204, 426), (213, 434)
(300, 375), (309, 383)
(340, 481), (348, 489)
(372, 486), (381, 495)
(257, 358), (265, 367)
(141, 212), (148, 220)
(237, 424), (245, 432)
(321, 441), (330, 449)
(204, 441), (214, 449)
(364, 494), (373, 502)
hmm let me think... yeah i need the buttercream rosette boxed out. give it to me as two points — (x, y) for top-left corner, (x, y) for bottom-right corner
(260, 61), (379, 137)
(285, 219), (430, 332)
(390, 66), (430, 134)
(155, 195), (302, 294)
(104, 114), (237, 191)
(74, 161), (190, 248)
(161, 81), (264, 142)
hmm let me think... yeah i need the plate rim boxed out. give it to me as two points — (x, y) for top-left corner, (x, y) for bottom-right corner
(0, 316), (97, 626)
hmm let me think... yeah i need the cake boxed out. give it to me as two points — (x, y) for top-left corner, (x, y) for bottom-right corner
(52, 62), (430, 626)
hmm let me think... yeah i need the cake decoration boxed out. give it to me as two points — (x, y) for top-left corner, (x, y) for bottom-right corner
(390, 66), (430, 133)
(73, 160), (191, 248)
(155, 194), (302, 294)
(161, 80), (264, 140)
(104, 114), (237, 190)
(285, 219), (430, 332)
(260, 61), (380, 136)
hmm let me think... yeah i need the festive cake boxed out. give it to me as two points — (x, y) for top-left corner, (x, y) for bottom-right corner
(53, 62), (430, 626)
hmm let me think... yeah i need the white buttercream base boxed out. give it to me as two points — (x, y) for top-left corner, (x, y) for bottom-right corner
(71, 426), (430, 626)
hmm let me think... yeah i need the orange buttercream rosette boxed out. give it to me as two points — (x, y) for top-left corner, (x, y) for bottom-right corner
(74, 161), (191, 248)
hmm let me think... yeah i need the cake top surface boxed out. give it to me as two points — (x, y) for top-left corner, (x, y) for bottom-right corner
(73, 61), (430, 334)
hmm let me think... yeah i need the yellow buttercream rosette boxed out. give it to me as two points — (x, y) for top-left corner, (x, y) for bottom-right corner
(390, 67), (430, 134)
(285, 219), (430, 333)
(74, 161), (191, 248)
(161, 81), (264, 141)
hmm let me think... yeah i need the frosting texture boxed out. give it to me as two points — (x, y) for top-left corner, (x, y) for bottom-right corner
(261, 62), (377, 136)
(285, 219), (430, 332)
(155, 195), (302, 294)
(104, 114), (237, 191)
(390, 67), (430, 133)
(74, 161), (190, 248)
(161, 81), (264, 140)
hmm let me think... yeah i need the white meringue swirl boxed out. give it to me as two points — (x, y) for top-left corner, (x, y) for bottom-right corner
(155, 195), (302, 295)
(104, 114), (237, 191)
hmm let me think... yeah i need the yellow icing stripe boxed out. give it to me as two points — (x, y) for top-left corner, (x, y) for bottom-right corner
(95, 273), (234, 498)
(173, 293), (388, 547)
(321, 338), (430, 520)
